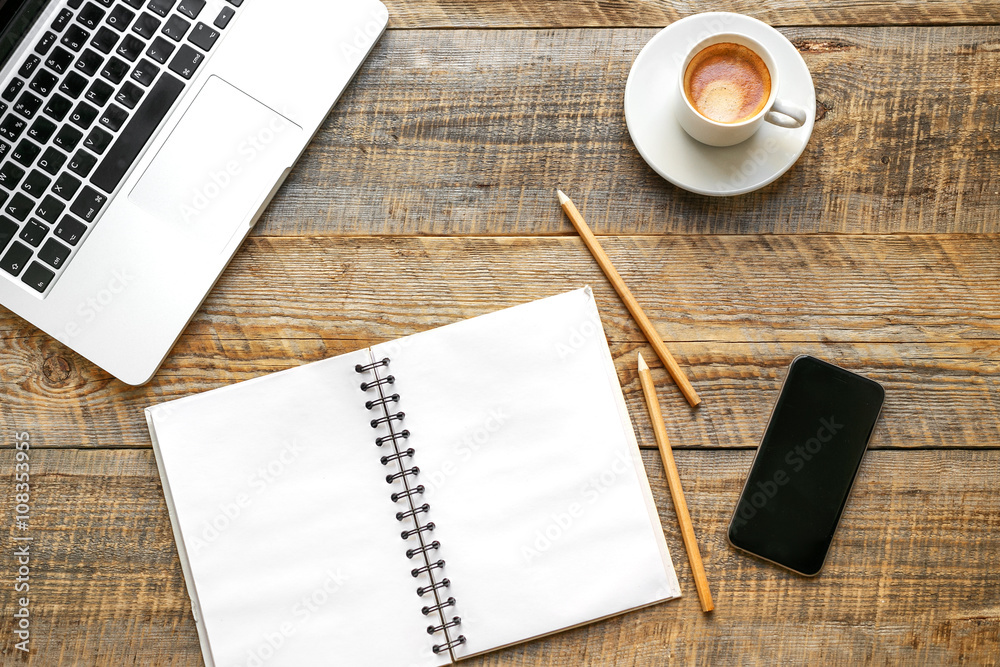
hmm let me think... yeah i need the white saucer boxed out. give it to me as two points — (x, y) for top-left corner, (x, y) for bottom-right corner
(625, 13), (816, 196)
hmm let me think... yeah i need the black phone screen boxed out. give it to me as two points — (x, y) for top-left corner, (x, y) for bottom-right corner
(728, 355), (885, 575)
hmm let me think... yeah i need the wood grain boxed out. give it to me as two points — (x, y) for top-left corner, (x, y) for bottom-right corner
(0, 448), (996, 664)
(257, 27), (1000, 237)
(0, 235), (996, 450)
(381, 1), (1000, 28)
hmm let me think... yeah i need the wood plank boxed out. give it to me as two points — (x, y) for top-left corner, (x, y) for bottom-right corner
(381, 1), (1000, 28)
(1, 235), (997, 450)
(258, 27), (1000, 237)
(1, 449), (996, 663)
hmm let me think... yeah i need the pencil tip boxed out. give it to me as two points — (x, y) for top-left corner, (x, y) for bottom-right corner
(556, 189), (570, 205)
(637, 353), (648, 372)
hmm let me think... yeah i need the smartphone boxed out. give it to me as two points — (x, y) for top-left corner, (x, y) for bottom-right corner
(728, 355), (885, 576)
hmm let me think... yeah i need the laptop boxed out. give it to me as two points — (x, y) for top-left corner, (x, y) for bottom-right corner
(0, 0), (388, 384)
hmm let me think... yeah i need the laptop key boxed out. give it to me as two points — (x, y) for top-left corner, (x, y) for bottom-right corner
(131, 58), (159, 86)
(147, 0), (176, 17)
(39, 238), (71, 269)
(75, 48), (105, 76)
(12, 139), (41, 168)
(19, 219), (49, 247)
(133, 12), (161, 38)
(39, 146), (68, 175)
(35, 31), (58, 56)
(55, 215), (86, 245)
(0, 215), (16, 253)
(46, 47), (75, 74)
(67, 0), (84, 7)
(2, 78), (24, 103)
(123, 0), (144, 7)
(52, 9), (75, 33)
(101, 56), (129, 83)
(53, 172), (82, 200)
(71, 185), (107, 222)
(226, 0), (243, 6)
(0, 162), (25, 189)
(84, 126), (114, 154)
(177, 0), (205, 19)
(13, 92), (43, 119)
(22, 170), (51, 198)
(214, 7), (235, 29)
(86, 80), (114, 106)
(22, 261), (55, 292)
(162, 14), (190, 41)
(188, 22), (219, 51)
(108, 5), (136, 31)
(147, 35), (175, 63)
(0, 115), (27, 141)
(30, 69), (59, 96)
(6, 192), (35, 221)
(18, 55), (41, 78)
(36, 195), (66, 224)
(70, 101), (100, 130)
(100, 104), (128, 131)
(115, 81), (144, 108)
(92, 73), (183, 193)
(60, 71), (90, 99)
(91, 26), (120, 53)
(28, 117), (57, 144)
(77, 2), (106, 29)
(168, 44), (203, 79)
(54, 124), (84, 151)
(116, 34), (145, 61)
(0, 139), (10, 161)
(61, 24), (90, 52)
(0, 241), (31, 276)
(44, 95), (73, 122)
(69, 149), (97, 178)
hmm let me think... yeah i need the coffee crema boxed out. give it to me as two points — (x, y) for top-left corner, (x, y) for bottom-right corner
(683, 42), (771, 124)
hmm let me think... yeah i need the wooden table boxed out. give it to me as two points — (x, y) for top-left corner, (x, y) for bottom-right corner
(3, 1), (999, 664)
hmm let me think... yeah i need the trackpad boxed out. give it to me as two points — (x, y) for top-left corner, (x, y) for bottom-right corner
(130, 76), (302, 254)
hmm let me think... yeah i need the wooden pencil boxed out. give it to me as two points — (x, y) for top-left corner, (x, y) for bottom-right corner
(637, 352), (714, 613)
(557, 189), (701, 408)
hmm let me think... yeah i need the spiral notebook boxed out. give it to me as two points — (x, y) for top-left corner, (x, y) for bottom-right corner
(146, 287), (680, 667)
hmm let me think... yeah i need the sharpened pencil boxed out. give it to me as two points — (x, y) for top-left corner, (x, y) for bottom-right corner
(638, 352), (714, 612)
(557, 189), (700, 408)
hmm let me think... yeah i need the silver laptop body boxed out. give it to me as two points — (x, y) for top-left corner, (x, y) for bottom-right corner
(0, 0), (388, 384)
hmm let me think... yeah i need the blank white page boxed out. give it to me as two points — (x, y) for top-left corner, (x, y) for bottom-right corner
(148, 351), (451, 667)
(372, 287), (680, 659)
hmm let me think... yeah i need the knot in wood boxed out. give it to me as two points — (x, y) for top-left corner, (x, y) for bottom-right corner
(42, 354), (73, 385)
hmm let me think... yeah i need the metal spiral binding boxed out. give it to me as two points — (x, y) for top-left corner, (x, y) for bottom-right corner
(357, 357), (466, 658)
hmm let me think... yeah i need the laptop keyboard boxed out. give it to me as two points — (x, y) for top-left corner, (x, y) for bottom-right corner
(0, 0), (243, 295)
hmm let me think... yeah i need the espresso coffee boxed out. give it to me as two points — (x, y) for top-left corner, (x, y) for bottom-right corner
(683, 42), (771, 124)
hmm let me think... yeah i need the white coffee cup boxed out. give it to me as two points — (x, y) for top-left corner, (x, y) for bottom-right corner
(675, 32), (809, 147)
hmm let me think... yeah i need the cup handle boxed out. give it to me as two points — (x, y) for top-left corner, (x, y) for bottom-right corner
(765, 99), (809, 129)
